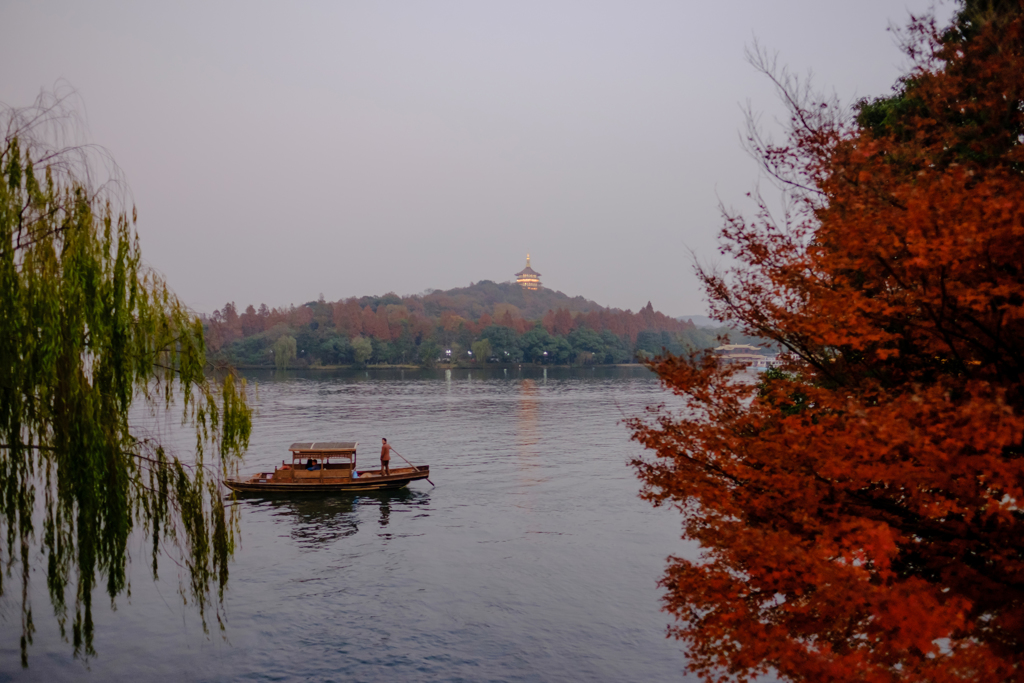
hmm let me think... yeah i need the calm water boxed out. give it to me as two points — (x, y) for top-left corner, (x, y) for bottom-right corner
(1, 367), (698, 682)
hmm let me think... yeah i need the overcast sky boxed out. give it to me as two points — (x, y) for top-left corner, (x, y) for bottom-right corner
(1, 1), (954, 317)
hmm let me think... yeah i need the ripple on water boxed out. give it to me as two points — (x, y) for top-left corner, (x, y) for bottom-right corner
(2, 367), (698, 682)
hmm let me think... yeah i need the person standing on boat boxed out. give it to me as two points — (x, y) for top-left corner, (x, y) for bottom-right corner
(380, 438), (392, 476)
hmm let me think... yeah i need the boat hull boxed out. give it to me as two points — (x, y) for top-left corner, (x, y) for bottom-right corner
(225, 466), (430, 494)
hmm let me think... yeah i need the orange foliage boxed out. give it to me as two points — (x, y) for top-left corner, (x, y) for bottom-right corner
(630, 14), (1024, 683)
(440, 311), (465, 336)
(239, 304), (265, 336)
(542, 304), (693, 341)
(410, 313), (434, 342)
(384, 305), (408, 340)
(543, 308), (573, 336)
(355, 306), (378, 338)
(290, 305), (313, 328)
(333, 299), (363, 336)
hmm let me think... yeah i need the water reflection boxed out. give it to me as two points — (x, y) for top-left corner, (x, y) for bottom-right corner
(237, 489), (423, 547)
(269, 496), (359, 547)
(14, 368), (684, 683)
(239, 364), (654, 385)
(517, 380), (542, 489)
(517, 380), (539, 458)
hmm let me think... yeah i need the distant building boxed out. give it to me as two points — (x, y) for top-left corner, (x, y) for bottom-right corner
(515, 254), (542, 291)
(714, 344), (761, 355)
(714, 344), (777, 371)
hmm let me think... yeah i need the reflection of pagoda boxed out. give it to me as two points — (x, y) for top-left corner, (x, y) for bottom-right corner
(515, 254), (542, 291)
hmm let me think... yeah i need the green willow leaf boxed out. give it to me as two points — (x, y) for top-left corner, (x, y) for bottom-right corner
(1, 91), (252, 666)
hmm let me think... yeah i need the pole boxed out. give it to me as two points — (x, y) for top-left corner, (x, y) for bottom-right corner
(390, 448), (435, 487)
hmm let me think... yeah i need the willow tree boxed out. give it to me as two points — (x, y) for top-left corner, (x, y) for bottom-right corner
(273, 334), (296, 371)
(1, 91), (252, 665)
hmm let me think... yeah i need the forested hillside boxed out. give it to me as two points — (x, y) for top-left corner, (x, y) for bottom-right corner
(203, 280), (765, 368)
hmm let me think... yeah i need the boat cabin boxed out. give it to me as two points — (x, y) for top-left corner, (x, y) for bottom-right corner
(272, 442), (360, 482)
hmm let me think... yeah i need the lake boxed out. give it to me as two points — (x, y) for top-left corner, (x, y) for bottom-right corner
(1, 367), (698, 682)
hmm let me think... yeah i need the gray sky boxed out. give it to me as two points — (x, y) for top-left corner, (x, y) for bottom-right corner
(1, 1), (953, 317)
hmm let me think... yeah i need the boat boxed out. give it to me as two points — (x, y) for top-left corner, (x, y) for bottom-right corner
(224, 441), (431, 493)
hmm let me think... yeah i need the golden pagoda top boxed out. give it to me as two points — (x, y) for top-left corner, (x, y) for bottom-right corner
(515, 253), (542, 290)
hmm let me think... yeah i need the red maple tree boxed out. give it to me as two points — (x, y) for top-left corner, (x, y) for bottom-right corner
(630, 7), (1024, 682)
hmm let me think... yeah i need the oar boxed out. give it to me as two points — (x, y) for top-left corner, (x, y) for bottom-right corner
(390, 448), (435, 487)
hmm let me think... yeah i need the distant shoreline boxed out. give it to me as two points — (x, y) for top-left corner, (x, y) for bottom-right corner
(232, 362), (652, 371)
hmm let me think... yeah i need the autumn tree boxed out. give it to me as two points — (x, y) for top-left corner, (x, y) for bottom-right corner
(1, 91), (252, 665)
(630, 7), (1024, 683)
(332, 299), (363, 337)
(239, 304), (266, 336)
(543, 308), (574, 336)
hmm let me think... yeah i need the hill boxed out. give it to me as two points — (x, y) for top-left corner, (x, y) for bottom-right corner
(201, 281), (736, 368)
(417, 280), (604, 320)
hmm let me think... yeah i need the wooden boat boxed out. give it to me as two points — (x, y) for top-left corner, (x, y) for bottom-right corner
(224, 442), (430, 493)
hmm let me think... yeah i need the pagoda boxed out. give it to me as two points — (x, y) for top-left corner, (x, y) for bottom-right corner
(515, 254), (542, 291)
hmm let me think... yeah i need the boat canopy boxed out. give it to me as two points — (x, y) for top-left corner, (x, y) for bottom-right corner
(288, 442), (358, 461)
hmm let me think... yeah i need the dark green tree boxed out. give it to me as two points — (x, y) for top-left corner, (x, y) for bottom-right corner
(371, 338), (394, 364)
(418, 341), (440, 368)
(392, 327), (415, 364)
(567, 327), (605, 360)
(550, 337), (572, 364)
(519, 326), (555, 362)
(319, 334), (352, 365)
(225, 334), (272, 366)
(599, 331), (632, 363)
(482, 325), (523, 362)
